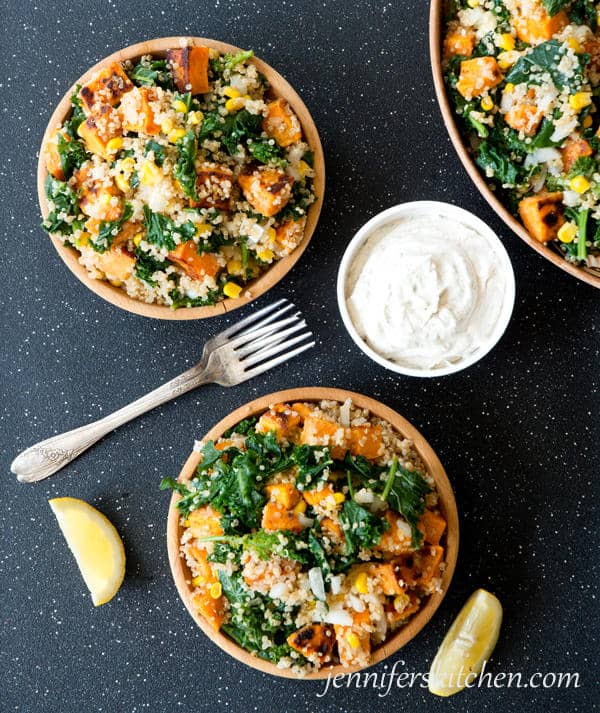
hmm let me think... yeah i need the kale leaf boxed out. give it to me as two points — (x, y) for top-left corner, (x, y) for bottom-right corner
(63, 86), (87, 139)
(381, 460), (431, 548)
(542, 0), (570, 16)
(134, 249), (169, 285)
(220, 110), (263, 155)
(57, 133), (89, 177)
(143, 206), (196, 251)
(248, 139), (286, 166)
(90, 203), (133, 253)
(476, 141), (519, 186)
(173, 131), (199, 200)
(42, 176), (80, 235)
(129, 59), (174, 89)
(144, 140), (166, 167)
(339, 500), (388, 557)
(506, 40), (587, 91)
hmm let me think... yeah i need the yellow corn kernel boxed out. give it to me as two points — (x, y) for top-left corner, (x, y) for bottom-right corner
(115, 173), (130, 193)
(257, 248), (275, 262)
(227, 259), (243, 275)
(109, 279), (123, 287)
(223, 281), (243, 299)
(223, 86), (241, 99)
(480, 96), (494, 111)
(106, 137), (124, 153)
(557, 222), (578, 243)
(188, 110), (204, 125)
(569, 175), (591, 193)
(209, 582), (222, 599)
(160, 117), (174, 133)
(293, 499), (307, 515)
(566, 36), (583, 53)
(569, 92), (592, 111)
(354, 571), (369, 595)
(504, 82), (515, 94)
(133, 233), (143, 247)
(225, 96), (246, 113)
(346, 632), (361, 649)
(497, 33), (515, 51)
(172, 99), (188, 113)
(467, 0), (479, 5)
(497, 51), (518, 69)
(139, 161), (162, 186)
(333, 492), (345, 504)
(195, 223), (212, 235)
(266, 227), (277, 243)
(393, 594), (408, 611)
(100, 192), (113, 206)
(583, 115), (593, 129)
(296, 160), (311, 179)
(183, 519), (190, 527)
(120, 157), (136, 175)
(76, 232), (91, 248)
(168, 127), (187, 144)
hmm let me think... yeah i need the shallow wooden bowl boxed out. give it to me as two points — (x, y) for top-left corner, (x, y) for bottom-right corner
(38, 37), (325, 319)
(429, 1), (600, 289)
(166, 387), (459, 679)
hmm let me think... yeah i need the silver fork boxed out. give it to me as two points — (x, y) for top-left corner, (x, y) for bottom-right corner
(11, 299), (314, 483)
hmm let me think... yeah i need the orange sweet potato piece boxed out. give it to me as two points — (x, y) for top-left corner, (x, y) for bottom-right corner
(187, 545), (219, 585)
(262, 98), (302, 147)
(187, 505), (224, 537)
(377, 510), (413, 555)
(561, 136), (592, 173)
(238, 167), (294, 217)
(443, 29), (476, 59)
(513, 7), (568, 45)
(77, 104), (123, 160)
(505, 104), (543, 136)
(167, 241), (221, 281)
(456, 57), (503, 100)
(334, 610), (372, 666)
(287, 624), (335, 663)
(385, 591), (420, 625)
(300, 414), (348, 459)
(368, 563), (404, 596)
(348, 424), (383, 459)
(109, 221), (141, 251)
(74, 164), (123, 221)
(45, 129), (69, 180)
(167, 46), (210, 94)
(79, 62), (133, 113)
(265, 482), (301, 509)
(417, 510), (447, 546)
(275, 217), (307, 254)
(321, 516), (344, 542)
(191, 163), (234, 210)
(261, 502), (304, 532)
(119, 86), (160, 135)
(97, 249), (135, 282)
(256, 403), (303, 440)
(394, 546), (444, 592)
(518, 192), (565, 243)
(302, 485), (335, 506)
(290, 402), (314, 420)
(193, 590), (226, 630)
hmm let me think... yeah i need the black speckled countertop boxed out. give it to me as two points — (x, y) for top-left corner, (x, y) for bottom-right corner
(0, 1), (598, 711)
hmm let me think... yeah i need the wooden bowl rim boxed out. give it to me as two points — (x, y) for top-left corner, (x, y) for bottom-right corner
(166, 387), (459, 679)
(429, 2), (600, 289)
(37, 36), (326, 319)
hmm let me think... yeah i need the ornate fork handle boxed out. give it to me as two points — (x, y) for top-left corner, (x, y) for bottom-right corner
(11, 361), (213, 483)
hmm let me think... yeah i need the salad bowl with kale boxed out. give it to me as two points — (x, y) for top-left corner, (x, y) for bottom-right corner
(38, 37), (324, 318)
(431, 0), (600, 287)
(163, 388), (458, 678)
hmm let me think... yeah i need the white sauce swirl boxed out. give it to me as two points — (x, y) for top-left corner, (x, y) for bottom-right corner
(345, 214), (507, 371)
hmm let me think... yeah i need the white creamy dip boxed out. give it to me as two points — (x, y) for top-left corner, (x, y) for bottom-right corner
(345, 214), (507, 371)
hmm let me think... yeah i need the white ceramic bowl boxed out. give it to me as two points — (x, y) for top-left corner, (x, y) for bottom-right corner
(336, 201), (516, 378)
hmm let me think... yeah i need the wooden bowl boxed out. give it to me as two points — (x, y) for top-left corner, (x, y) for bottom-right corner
(166, 387), (459, 679)
(429, 2), (600, 289)
(37, 37), (325, 319)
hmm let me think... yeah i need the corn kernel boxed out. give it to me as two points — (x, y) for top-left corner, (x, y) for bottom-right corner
(106, 137), (124, 153)
(168, 127), (187, 144)
(497, 33), (515, 51)
(393, 594), (408, 611)
(569, 175), (591, 193)
(115, 173), (130, 193)
(223, 281), (243, 299)
(504, 82), (515, 94)
(100, 192), (113, 206)
(225, 96), (246, 113)
(160, 118), (174, 133)
(480, 96), (494, 111)
(109, 279), (123, 287)
(191, 575), (203, 587)
(227, 259), (243, 275)
(183, 519), (190, 527)
(569, 92), (592, 111)
(557, 222), (578, 243)
(267, 227), (277, 243)
(223, 86), (241, 98)
(467, 0), (479, 5)
(195, 223), (212, 235)
(133, 233), (143, 247)
(296, 160), (311, 179)
(497, 51), (518, 69)
(209, 582), (222, 599)
(566, 36), (583, 53)
(172, 99), (188, 113)
(257, 248), (275, 262)
(139, 161), (162, 186)
(293, 499), (307, 514)
(120, 157), (136, 174)
(346, 632), (360, 649)
(583, 115), (593, 129)
(76, 232), (91, 248)
(333, 492), (345, 504)
(354, 571), (369, 595)
(188, 110), (204, 126)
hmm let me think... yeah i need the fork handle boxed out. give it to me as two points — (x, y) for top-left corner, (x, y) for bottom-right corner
(11, 363), (213, 483)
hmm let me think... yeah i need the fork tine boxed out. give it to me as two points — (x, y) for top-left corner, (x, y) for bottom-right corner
(242, 332), (314, 367)
(217, 298), (290, 340)
(227, 313), (303, 350)
(234, 320), (307, 358)
(241, 340), (316, 380)
(235, 300), (296, 337)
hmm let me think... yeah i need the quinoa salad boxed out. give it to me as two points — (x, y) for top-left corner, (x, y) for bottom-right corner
(41, 45), (315, 308)
(443, 0), (600, 269)
(161, 400), (448, 674)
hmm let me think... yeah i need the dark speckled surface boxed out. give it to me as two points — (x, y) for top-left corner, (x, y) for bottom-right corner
(0, 1), (598, 711)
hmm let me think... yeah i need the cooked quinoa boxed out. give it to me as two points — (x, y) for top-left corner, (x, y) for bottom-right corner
(443, 0), (600, 268)
(42, 45), (315, 308)
(162, 399), (448, 674)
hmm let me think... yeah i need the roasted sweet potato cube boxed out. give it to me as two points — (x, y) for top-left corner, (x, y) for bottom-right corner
(261, 502), (304, 532)
(417, 510), (446, 546)
(97, 249), (135, 283)
(265, 482), (301, 509)
(193, 590), (226, 630)
(561, 136), (592, 173)
(275, 217), (306, 254)
(418, 545), (444, 592)
(348, 424), (383, 460)
(518, 192), (564, 243)
(443, 29), (476, 59)
(167, 46), (210, 94)
(190, 163), (233, 210)
(119, 86), (160, 135)
(290, 402), (314, 421)
(300, 414), (348, 459)
(262, 98), (302, 147)
(456, 57), (503, 100)
(77, 104), (122, 160)
(334, 610), (371, 667)
(45, 128), (69, 180)
(505, 104), (543, 136)
(513, 7), (568, 45)
(256, 403), (303, 440)
(287, 624), (335, 663)
(368, 563), (404, 596)
(74, 164), (123, 221)
(79, 62), (133, 113)
(385, 591), (420, 626)
(187, 545), (219, 586)
(377, 510), (413, 555)
(110, 220), (141, 251)
(238, 167), (294, 217)
(320, 516), (344, 542)
(186, 505), (224, 538)
(302, 485), (335, 507)
(167, 241), (221, 281)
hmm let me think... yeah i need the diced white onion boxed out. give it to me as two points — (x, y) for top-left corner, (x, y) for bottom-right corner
(347, 594), (366, 612)
(330, 575), (343, 595)
(323, 608), (353, 626)
(531, 165), (547, 193)
(339, 399), (352, 427)
(297, 514), (315, 528)
(524, 148), (561, 168)
(562, 190), (581, 207)
(308, 567), (326, 601)
(269, 582), (288, 600)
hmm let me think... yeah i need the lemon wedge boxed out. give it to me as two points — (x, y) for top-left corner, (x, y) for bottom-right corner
(49, 497), (126, 606)
(428, 588), (502, 697)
